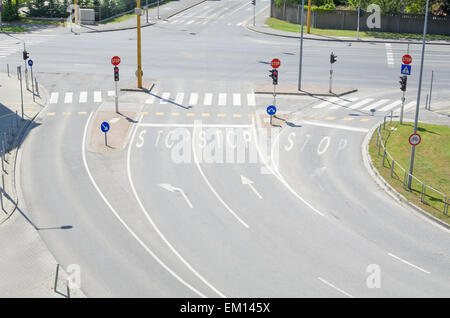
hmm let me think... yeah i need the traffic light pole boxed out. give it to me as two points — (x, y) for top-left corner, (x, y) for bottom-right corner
(253, 1), (255, 26)
(297, 0), (305, 91)
(136, 0), (143, 88)
(329, 63), (333, 93)
(356, 2), (360, 40)
(407, 0), (430, 190)
(399, 90), (405, 124)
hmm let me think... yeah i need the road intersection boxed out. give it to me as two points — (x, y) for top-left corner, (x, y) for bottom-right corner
(1, 0), (449, 297)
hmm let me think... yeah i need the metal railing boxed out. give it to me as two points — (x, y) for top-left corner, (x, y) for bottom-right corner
(375, 123), (449, 216)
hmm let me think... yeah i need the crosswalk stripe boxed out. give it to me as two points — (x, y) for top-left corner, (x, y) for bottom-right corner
(189, 93), (198, 105)
(247, 93), (256, 106)
(175, 92), (184, 105)
(362, 99), (390, 111)
(64, 92), (73, 104)
(49, 92), (59, 104)
(313, 97), (340, 109)
(186, 20), (195, 25)
(161, 92), (170, 104)
(348, 98), (374, 109)
(218, 93), (227, 106)
(233, 93), (241, 106)
(107, 90), (115, 97)
(204, 93), (213, 105)
(79, 91), (87, 103)
(329, 97), (359, 109)
(145, 93), (156, 104)
(379, 100), (402, 112)
(404, 101), (417, 110)
(94, 91), (102, 103)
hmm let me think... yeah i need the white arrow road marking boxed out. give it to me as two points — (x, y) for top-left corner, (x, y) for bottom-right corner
(159, 183), (193, 209)
(240, 175), (262, 199)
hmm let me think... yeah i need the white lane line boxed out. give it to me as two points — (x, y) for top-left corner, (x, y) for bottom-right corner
(329, 97), (359, 109)
(318, 277), (355, 298)
(247, 93), (256, 106)
(252, 118), (325, 217)
(79, 91), (87, 103)
(64, 92), (73, 104)
(385, 43), (394, 67)
(161, 92), (170, 104)
(361, 99), (390, 111)
(379, 100), (402, 112)
(82, 113), (207, 298)
(348, 98), (374, 109)
(192, 121), (250, 229)
(189, 93), (198, 106)
(138, 123), (253, 128)
(128, 120), (227, 298)
(388, 253), (431, 274)
(313, 97), (340, 109)
(175, 92), (185, 105)
(204, 93), (213, 106)
(233, 93), (241, 106)
(94, 91), (102, 103)
(49, 92), (59, 104)
(218, 93), (227, 106)
(299, 120), (369, 133)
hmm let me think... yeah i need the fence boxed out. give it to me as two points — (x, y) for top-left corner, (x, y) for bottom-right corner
(270, 0), (450, 35)
(374, 122), (449, 216)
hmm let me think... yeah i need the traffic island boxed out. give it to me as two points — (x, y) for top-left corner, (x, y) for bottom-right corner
(120, 80), (155, 93)
(254, 84), (357, 97)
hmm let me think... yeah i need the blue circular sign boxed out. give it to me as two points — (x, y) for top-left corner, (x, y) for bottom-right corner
(101, 121), (110, 133)
(266, 105), (277, 116)
(28, 59), (33, 67)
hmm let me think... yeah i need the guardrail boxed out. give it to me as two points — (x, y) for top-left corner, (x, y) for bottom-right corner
(375, 123), (449, 216)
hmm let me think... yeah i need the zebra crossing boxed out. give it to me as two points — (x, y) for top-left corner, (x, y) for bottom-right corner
(0, 35), (55, 59)
(162, 17), (246, 27)
(49, 90), (116, 105)
(312, 97), (417, 113)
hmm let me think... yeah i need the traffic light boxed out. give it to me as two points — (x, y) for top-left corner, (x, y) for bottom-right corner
(399, 76), (407, 91)
(23, 50), (29, 61)
(269, 69), (278, 85)
(358, 8), (364, 17)
(114, 66), (119, 82)
(330, 52), (337, 64)
(251, 0), (255, 5)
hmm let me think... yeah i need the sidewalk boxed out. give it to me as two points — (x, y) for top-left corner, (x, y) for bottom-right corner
(246, 7), (450, 46)
(0, 70), (85, 297)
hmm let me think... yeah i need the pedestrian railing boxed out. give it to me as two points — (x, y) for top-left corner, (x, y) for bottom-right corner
(375, 123), (449, 216)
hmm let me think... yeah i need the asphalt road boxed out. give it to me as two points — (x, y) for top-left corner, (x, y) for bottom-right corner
(1, 0), (450, 297)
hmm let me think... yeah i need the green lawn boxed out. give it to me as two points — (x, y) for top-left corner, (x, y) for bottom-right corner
(369, 121), (450, 224)
(18, 18), (65, 25)
(0, 26), (28, 32)
(265, 17), (450, 41)
(101, 13), (136, 24)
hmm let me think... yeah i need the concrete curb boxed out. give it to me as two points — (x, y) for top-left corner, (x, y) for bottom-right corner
(245, 24), (450, 46)
(80, 0), (208, 33)
(361, 122), (450, 231)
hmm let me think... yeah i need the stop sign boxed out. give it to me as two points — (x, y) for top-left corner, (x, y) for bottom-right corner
(111, 56), (121, 66)
(402, 54), (412, 65)
(271, 58), (280, 69)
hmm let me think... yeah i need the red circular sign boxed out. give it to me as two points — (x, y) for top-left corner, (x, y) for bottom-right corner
(409, 133), (421, 146)
(402, 54), (412, 65)
(271, 58), (280, 69)
(111, 56), (121, 66)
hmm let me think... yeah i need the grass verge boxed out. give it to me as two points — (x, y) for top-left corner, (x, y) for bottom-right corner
(0, 26), (28, 32)
(368, 121), (450, 225)
(265, 17), (450, 41)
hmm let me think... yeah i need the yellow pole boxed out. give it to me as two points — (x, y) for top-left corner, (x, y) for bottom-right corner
(74, 0), (78, 24)
(306, 0), (312, 34)
(137, 0), (143, 88)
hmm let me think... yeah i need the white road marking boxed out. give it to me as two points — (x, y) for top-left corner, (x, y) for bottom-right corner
(49, 92), (59, 104)
(189, 93), (199, 106)
(64, 92), (73, 104)
(82, 113), (207, 298)
(388, 253), (431, 274)
(313, 97), (340, 109)
(175, 92), (185, 105)
(79, 91), (87, 103)
(240, 175), (262, 199)
(185, 20), (195, 25)
(233, 93), (241, 106)
(348, 98), (374, 109)
(247, 93), (256, 106)
(145, 94), (156, 104)
(127, 122), (227, 298)
(361, 99), (390, 111)
(94, 91), (102, 103)
(318, 277), (355, 298)
(204, 93), (213, 106)
(385, 43), (394, 67)
(192, 122), (250, 228)
(404, 100), (418, 111)
(329, 97), (359, 109)
(159, 184), (193, 208)
(138, 123), (253, 128)
(299, 120), (369, 133)
(379, 100), (402, 112)
(107, 90), (115, 97)
(218, 93), (227, 106)
(161, 92), (170, 104)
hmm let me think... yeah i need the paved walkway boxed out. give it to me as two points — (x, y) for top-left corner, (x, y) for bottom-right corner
(246, 7), (450, 45)
(0, 71), (84, 297)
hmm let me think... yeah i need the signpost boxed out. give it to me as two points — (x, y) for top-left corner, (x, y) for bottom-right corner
(266, 105), (277, 126)
(271, 58), (280, 69)
(409, 133), (421, 146)
(401, 64), (411, 75)
(399, 55), (412, 125)
(28, 59), (35, 101)
(111, 56), (120, 113)
(402, 54), (412, 64)
(101, 121), (110, 147)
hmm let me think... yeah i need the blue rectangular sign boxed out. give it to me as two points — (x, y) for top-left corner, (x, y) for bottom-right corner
(401, 64), (411, 75)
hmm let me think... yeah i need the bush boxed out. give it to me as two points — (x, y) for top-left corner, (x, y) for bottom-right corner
(1, 2), (20, 22)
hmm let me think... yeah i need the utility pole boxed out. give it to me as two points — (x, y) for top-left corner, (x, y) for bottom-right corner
(428, 70), (434, 110)
(306, 0), (312, 34)
(136, 0), (143, 88)
(408, 0), (430, 189)
(356, 2), (361, 40)
(297, 0), (305, 91)
(252, 0), (256, 26)
(74, 0), (78, 24)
